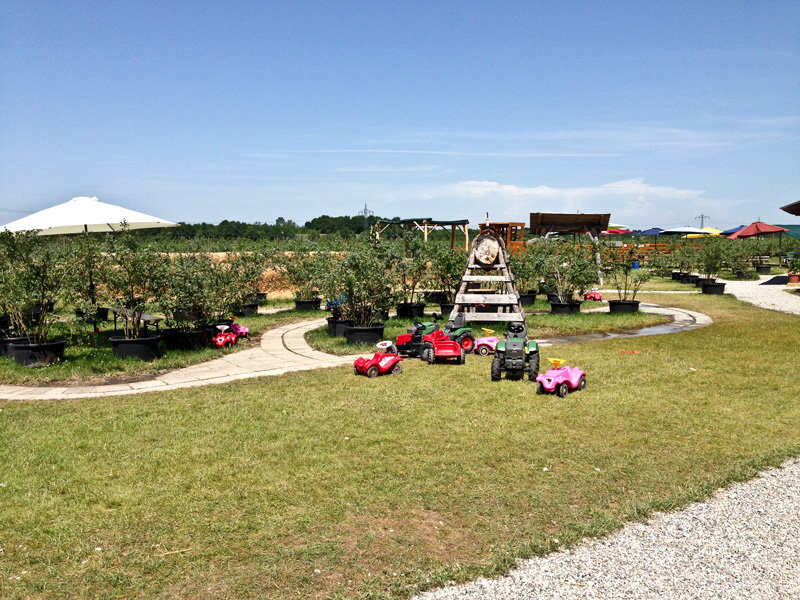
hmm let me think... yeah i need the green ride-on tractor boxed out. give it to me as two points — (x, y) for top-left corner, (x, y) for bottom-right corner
(490, 321), (540, 381)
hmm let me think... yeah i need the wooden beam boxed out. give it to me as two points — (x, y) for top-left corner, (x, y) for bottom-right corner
(456, 293), (519, 304)
(459, 312), (526, 322)
(461, 275), (512, 282)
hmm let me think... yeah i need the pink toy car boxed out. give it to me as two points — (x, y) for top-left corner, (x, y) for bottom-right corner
(230, 322), (249, 338)
(353, 341), (404, 377)
(475, 335), (500, 356)
(535, 358), (587, 397)
(584, 288), (603, 301)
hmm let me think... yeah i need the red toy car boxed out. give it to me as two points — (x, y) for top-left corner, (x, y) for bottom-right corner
(535, 358), (587, 397)
(211, 325), (239, 348)
(353, 341), (404, 377)
(583, 288), (603, 301)
(420, 330), (466, 365)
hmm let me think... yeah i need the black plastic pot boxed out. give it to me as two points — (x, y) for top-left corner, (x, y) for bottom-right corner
(294, 298), (321, 311)
(1, 336), (31, 359)
(701, 282), (726, 295)
(75, 307), (110, 321)
(424, 291), (448, 304)
(440, 303), (455, 315)
(680, 274), (699, 284)
(344, 324), (385, 346)
(396, 303), (426, 319)
(236, 302), (259, 317)
(110, 335), (161, 361)
(671, 271), (683, 280)
(695, 277), (714, 287)
(608, 299), (641, 313)
(326, 317), (355, 337)
(256, 292), (268, 306)
(9, 339), (67, 367)
(546, 293), (560, 304)
(755, 266), (771, 274)
(518, 293), (537, 305)
(549, 301), (582, 315)
(162, 328), (209, 350)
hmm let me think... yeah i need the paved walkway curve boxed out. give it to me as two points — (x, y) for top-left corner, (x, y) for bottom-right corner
(0, 304), (709, 401)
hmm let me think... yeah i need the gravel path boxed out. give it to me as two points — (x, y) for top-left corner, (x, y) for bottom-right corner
(415, 459), (800, 600)
(720, 274), (800, 315)
(414, 277), (800, 600)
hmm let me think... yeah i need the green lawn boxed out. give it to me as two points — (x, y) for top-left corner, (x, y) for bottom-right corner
(1, 293), (799, 600)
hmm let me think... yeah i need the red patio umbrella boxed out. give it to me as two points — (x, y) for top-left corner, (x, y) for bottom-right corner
(727, 221), (788, 239)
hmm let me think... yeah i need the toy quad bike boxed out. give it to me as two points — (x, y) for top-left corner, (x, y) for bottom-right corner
(353, 341), (404, 377)
(535, 358), (586, 397)
(490, 321), (539, 381)
(583, 288), (603, 301)
(420, 330), (466, 365)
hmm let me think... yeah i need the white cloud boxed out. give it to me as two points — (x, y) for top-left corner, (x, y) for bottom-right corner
(434, 179), (735, 229)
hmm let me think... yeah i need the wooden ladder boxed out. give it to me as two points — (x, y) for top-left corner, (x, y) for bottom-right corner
(448, 228), (525, 325)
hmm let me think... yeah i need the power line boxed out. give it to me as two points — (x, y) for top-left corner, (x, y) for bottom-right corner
(695, 214), (710, 228)
(357, 203), (374, 232)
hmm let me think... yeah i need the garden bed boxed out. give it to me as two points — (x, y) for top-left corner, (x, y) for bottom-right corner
(0, 305), (319, 385)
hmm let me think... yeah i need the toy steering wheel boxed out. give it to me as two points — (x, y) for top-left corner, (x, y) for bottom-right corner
(376, 341), (393, 349)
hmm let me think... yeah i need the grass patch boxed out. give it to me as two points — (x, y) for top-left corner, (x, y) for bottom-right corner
(1, 294), (799, 599)
(306, 303), (669, 355)
(0, 308), (324, 385)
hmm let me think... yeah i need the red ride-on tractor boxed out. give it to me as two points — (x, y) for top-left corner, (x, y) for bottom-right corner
(395, 320), (475, 358)
(353, 341), (404, 377)
(420, 330), (466, 365)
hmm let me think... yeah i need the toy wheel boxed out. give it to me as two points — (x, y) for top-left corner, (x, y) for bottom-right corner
(556, 382), (569, 398)
(577, 375), (586, 391)
(457, 349), (466, 365)
(376, 340), (393, 349)
(427, 347), (435, 365)
(353, 366), (360, 376)
(478, 346), (489, 356)
(367, 366), (379, 378)
(391, 363), (403, 375)
(224, 341), (232, 348)
(456, 333), (474, 352)
(536, 382), (545, 395)
(528, 351), (540, 381)
(491, 354), (502, 381)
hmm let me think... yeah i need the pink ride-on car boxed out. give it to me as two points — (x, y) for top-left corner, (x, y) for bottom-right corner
(353, 341), (404, 377)
(474, 327), (500, 356)
(535, 358), (587, 397)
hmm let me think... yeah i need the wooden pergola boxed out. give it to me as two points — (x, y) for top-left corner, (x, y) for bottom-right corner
(529, 212), (611, 239)
(530, 212), (611, 284)
(372, 218), (470, 250)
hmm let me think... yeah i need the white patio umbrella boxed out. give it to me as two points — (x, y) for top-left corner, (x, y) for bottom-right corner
(0, 196), (178, 236)
(659, 226), (709, 235)
(1, 196), (178, 313)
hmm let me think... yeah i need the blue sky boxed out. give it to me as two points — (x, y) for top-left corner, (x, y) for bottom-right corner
(1, 1), (798, 230)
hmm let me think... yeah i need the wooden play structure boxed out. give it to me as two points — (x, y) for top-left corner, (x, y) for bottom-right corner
(448, 223), (525, 325)
(372, 217), (470, 250)
(488, 222), (526, 253)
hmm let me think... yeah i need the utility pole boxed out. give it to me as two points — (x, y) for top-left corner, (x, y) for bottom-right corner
(357, 203), (374, 232)
(696, 214), (710, 228)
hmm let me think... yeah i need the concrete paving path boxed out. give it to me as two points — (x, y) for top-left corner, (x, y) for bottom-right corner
(0, 303), (710, 401)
